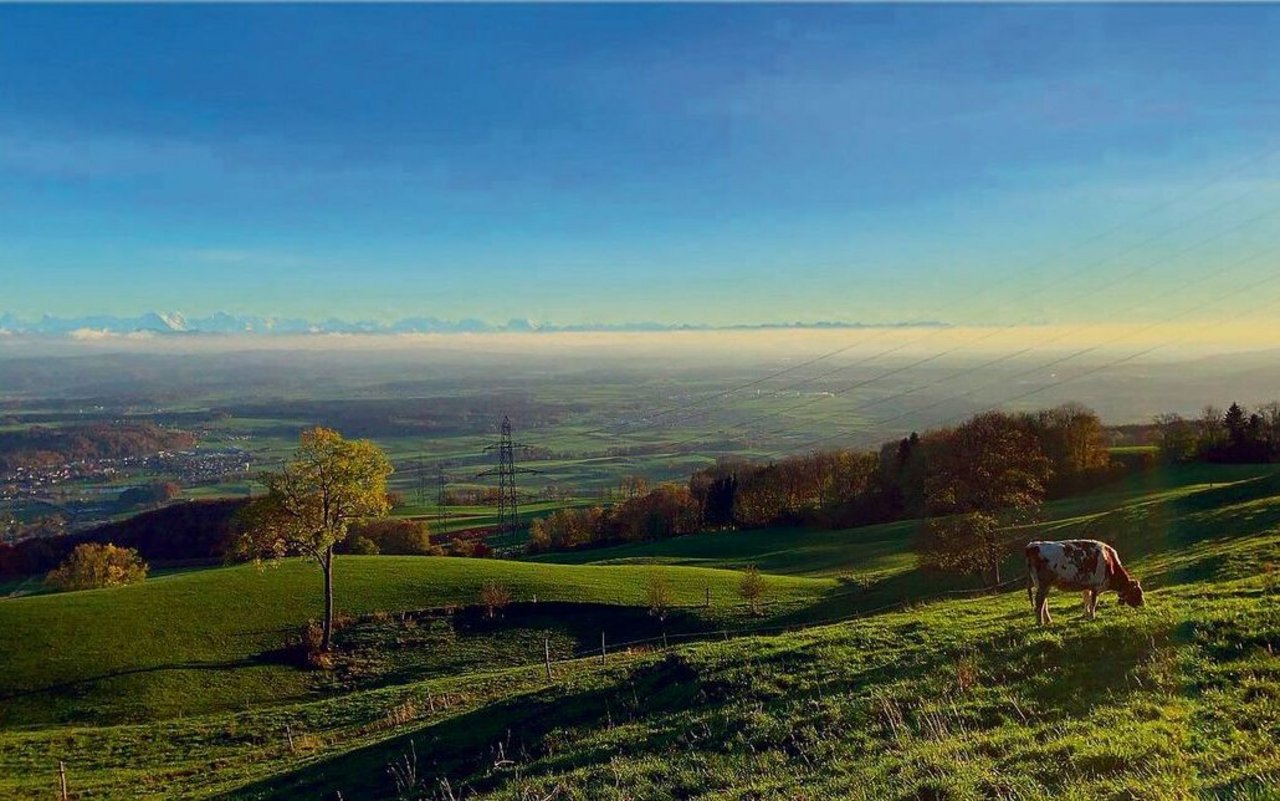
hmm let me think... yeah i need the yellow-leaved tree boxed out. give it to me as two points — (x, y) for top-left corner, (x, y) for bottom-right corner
(233, 427), (393, 651)
(45, 543), (148, 591)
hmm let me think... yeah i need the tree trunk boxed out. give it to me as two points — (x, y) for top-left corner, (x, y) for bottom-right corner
(322, 545), (335, 651)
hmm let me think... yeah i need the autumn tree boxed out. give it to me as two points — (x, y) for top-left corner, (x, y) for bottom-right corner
(232, 427), (393, 651)
(1021, 404), (1111, 496)
(619, 474), (649, 500)
(342, 518), (435, 555)
(732, 465), (790, 528)
(479, 580), (512, 619)
(528, 516), (552, 552)
(613, 484), (701, 542)
(528, 506), (607, 550)
(917, 411), (1052, 588)
(45, 543), (148, 591)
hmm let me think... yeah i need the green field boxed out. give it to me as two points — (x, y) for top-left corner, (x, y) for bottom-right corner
(1, 463), (1277, 798)
(0, 366), (901, 533)
(0, 557), (833, 726)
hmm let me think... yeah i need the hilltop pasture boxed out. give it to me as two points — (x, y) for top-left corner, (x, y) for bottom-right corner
(0, 557), (833, 726)
(1, 534), (1276, 798)
(0, 463), (1276, 798)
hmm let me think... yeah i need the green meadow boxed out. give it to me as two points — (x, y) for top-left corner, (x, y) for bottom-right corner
(0, 463), (1277, 798)
(0, 558), (831, 726)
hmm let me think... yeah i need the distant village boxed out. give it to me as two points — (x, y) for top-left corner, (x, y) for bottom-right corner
(0, 447), (255, 539)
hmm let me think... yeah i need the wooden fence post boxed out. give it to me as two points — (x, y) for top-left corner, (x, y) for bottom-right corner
(705, 585), (711, 608)
(58, 761), (68, 801)
(544, 638), (552, 680)
(600, 631), (607, 666)
(285, 724), (295, 753)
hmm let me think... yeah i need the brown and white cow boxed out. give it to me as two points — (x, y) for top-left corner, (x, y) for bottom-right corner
(1024, 539), (1144, 625)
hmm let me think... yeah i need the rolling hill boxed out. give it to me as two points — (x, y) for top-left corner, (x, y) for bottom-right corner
(0, 462), (1276, 798)
(0, 557), (834, 726)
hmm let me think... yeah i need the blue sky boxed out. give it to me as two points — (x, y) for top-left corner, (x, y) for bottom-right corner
(1, 4), (1278, 327)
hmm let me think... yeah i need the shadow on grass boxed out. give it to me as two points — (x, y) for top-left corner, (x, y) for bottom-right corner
(0, 657), (263, 704)
(223, 654), (702, 801)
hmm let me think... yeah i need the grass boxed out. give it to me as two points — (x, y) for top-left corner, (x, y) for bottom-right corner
(0, 556), (834, 726)
(527, 519), (919, 577)
(532, 464), (1280, 577)
(0, 462), (1277, 798)
(3, 541), (1275, 800)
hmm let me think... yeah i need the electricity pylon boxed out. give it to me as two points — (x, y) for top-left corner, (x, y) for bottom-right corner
(477, 416), (539, 539)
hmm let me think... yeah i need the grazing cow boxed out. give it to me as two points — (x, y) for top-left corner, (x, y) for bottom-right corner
(1024, 539), (1144, 625)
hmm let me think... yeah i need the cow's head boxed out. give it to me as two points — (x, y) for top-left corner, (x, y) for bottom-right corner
(1118, 578), (1145, 608)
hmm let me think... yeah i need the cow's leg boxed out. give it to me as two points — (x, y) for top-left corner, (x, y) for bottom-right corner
(1088, 590), (1099, 619)
(1035, 585), (1052, 626)
(1082, 589), (1096, 620)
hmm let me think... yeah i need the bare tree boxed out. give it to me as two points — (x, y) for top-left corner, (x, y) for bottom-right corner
(739, 566), (766, 615)
(645, 569), (672, 623)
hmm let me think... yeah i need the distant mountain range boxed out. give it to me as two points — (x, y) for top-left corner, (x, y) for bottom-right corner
(0, 312), (949, 336)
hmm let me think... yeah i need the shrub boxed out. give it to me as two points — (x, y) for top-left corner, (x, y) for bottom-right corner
(346, 535), (380, 555)
(45, 543), (148, 591)
(739, 565), (766, 615)
(528, 518), (551, 552)
(343, 519), (433, 555)
(283, 620), (331, 669)
(645, 569), (673, 623)
(449, 538), (478, 558)
(479, 580), (512, 618)
(446, 537), (491, 558)
(836, 571), (875, 593)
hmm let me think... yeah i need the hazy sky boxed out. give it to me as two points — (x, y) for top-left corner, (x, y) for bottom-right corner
(2, 5), (1279, 327)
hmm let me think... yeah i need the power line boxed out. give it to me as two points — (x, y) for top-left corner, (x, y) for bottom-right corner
(656, 205), (1280, 454)
(744, 215), (1280, 443)
(766, 258), (1280, 459)
(416, 454), (429, 506)
(436, 464), (451, 530)
(595, 142), (1280, 437)
(391, 152), (1280, 485)
(477, 416), (540, 539)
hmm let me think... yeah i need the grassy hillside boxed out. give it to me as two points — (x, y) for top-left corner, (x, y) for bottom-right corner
(3, 532), (1275, 799)
(1, 463), (1277, 798)
(228, 565), (1280, 800)
(0, 557), (833, 725)
(531, 464), (1278, 577)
